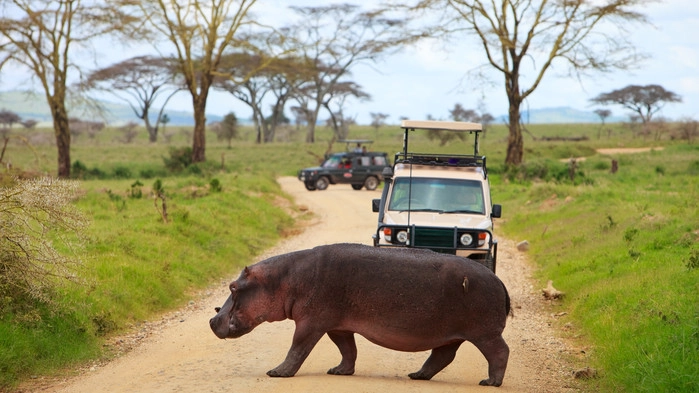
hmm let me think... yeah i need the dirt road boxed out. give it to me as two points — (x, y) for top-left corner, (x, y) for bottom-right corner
(31, 177), (576, 393)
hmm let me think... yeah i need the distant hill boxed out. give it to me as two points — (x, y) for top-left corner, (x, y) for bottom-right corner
(516, 106), (626, 124)
(0, 90), (223, 126)
(1, 89), (625, 126)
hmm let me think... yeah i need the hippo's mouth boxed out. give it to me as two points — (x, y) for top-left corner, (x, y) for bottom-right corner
(209, 315), (255, 339)
(225, 322), (254, 338)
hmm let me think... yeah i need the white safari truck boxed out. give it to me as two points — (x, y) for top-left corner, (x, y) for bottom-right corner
(371, 120), (502, 272)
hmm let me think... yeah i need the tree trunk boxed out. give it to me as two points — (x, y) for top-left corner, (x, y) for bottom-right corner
(49, 98), (71, 178)
(306, 111), (317, 143)
(144, 115), (157, 143)
(505, 69), (524, 166)
(191, 92), (208, 163)
(505, 101), (524, 166)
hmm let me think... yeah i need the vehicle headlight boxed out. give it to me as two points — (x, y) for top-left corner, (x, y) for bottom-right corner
(460, 233), (473, 246)
(396, 230), (409, 244)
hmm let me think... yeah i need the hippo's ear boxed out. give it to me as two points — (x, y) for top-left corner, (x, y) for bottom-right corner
(243, 266), (250, 276)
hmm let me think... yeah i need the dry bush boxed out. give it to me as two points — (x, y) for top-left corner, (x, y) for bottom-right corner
(0, 177), (87, 313)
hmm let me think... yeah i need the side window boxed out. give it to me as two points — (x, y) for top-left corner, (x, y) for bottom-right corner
(360, 156), (371, 166)
(373, 156), (387, 166)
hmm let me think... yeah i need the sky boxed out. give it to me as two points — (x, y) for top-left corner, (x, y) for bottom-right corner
(2, 0), (698, 125)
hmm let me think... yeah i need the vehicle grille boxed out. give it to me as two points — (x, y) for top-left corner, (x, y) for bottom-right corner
(412, 227), (456, 248)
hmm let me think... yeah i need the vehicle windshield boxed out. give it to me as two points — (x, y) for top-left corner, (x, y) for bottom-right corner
(388, 177), (485, 214)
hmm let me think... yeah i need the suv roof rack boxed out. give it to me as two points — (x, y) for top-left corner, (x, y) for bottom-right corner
(399, 119), (484, 158)
(394, 153), (487, 178)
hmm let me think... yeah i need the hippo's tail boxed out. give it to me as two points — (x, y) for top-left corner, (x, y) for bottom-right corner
(502, 280), (513, 318)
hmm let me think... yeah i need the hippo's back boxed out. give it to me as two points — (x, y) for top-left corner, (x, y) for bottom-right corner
(285, 244), (508, 347)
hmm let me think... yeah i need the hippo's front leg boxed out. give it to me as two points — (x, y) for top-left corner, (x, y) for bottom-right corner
(267, 321), (325, 377)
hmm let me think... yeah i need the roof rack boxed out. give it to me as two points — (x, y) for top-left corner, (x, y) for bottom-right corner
(394, 152), (487, 178)
(399, 120), (483, 156)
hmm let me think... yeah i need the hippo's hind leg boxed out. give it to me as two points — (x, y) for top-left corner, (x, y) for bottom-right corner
(326, 331), (357, 375)
(408, 341), (463, 380)
(472, 335), (509, 387)
(267, 321), (325, 378)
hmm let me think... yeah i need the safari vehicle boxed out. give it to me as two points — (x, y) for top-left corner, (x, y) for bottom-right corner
(371, 120), (502, 272)
(298, 140), (391, 191)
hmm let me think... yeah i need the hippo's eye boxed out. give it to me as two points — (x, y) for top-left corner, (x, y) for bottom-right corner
(229, 282), (238, 293)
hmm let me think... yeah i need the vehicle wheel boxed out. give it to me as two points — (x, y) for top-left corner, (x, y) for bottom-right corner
(351, 184), (363, 190)
(364, 176), (379, 191)
(304, 182), (317, 191)
(315, 176), (329, 191)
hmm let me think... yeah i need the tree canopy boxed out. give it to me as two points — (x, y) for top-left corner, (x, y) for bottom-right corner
(81, 55), (181, 142)
(123, 0), (259, 163)
(590, 84), (681, 124)
(404, 0), (653, 166)
(285, 3), (416, 142)
(0, 0), (139, 177)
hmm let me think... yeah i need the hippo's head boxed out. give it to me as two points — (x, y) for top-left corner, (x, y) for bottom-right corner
(209, 266), (270, 339)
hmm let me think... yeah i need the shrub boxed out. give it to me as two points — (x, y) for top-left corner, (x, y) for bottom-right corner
(163, 147), (193, 172)
(71, 160), (105, 180)
(0, 178), (87, 314)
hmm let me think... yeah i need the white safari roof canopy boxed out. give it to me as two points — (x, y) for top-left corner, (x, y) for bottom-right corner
(399, 120), (484, 155)
(400, 120), (482, 132)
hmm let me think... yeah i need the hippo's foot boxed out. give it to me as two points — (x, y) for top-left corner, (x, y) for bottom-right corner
(479, 378), (502, 387)
(266, 369), (294, 378)
(327, 365), (355, 375)
(408, 371), (433, 380)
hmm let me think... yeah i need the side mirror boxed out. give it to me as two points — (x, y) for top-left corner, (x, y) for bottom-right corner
(492, 204), (502, 218)
(372, 198), (381, 212)
(381, 167), (393, 179)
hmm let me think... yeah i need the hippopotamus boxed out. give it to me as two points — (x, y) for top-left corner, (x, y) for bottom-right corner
(209, 243), (511, 386)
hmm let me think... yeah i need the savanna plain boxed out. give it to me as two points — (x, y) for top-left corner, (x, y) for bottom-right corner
(0, 121), (697, 392)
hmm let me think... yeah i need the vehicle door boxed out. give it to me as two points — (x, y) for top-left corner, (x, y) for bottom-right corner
(348, 155), (375, 183)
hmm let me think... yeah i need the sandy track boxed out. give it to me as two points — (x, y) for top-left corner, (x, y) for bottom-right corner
(24, 177), (576, 393)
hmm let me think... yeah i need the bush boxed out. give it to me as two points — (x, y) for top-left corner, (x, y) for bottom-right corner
(71, 160), (105, 180)
(113, 166), (132, 179)
(163, 147), (193, 172)
(0, 178), (87, 314)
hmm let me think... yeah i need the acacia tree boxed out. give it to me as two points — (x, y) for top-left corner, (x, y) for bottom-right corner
(590, 84), (681, 124)
(0, 0), (137, 177)
(126, 0), (258, 163)
(370, 112), (389, 132)
(81, 56), (181, 142)
(217, 51), (306, 143)
(322, 80), (370, 140)
(593, 108), (612, 139)
(0, 109), (21, 129)
(406, 0), (652, 166)
(288, 4), (415, 143)
(427, 103), (480, 146)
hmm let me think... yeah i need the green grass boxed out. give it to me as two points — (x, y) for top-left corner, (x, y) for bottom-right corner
(498, 143), (699, 392)
(1, 121), (697, 391)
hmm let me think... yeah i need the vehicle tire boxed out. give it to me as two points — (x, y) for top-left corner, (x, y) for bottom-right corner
(315, 176), (330, 191)
(364, 176), (379, 191)
(351, 184), (363, 190)
(304, 182), (317, 191)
